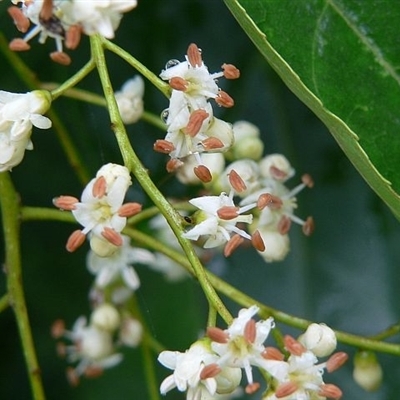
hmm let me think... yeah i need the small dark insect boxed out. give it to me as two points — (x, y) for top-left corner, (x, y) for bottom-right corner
(39, 15), (65, 38)
(184, 216), (193, 224)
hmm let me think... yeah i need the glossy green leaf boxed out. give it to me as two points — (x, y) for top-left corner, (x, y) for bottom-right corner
(224, 0), (400, 220)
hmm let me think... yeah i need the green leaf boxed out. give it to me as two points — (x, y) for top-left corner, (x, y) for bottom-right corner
(224, 0), (400, 220)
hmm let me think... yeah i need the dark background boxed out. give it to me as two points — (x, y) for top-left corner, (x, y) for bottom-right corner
(0, 1), (399, 399)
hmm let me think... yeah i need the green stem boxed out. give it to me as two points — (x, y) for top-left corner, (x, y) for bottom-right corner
(0, 173), (46, 400)
(0, 293), (10, 313)
(90, 34), (232, 324)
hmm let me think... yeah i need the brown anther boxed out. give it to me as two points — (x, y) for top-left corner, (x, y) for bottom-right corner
(245, 382), (260, 394)
(221, 63), (240, 79)
(215, 90), (234, 108)
(200, 363), (221, 380)
(53, 195), (79, 211)
(84, 366), (104, 379)
(185, 109), (209, 137)
(51, 319), (65, 338)
(66, 25), (81, 50)
(194, 165), (212, 183)
(275, 381), (299, 398)
(270, 165), (288, 181)
(187, 43), (202, 67)
(8, 6), (30, 32)
(251, 230), (265, 251)
(169, 76), (188, 91)
(39, 0), (54, 21)
(9, 38), (30, 52)
(92, 176), (107, 198)
(206, 326), (229, 343)
(101, 227), (123, 247)
(302, 216), (315, 236)
(278, 215), (291, 235)
(318, 383), (343, 399)
(217, 206), (239, 220)
(223, 234), (244, 257)
(301, 173), (314, 188)
(56, 342), (67, 357)
(50, 51), (72, 66)
(166, 158), (183, 173)
(118, 202), (142, 218)
(284, 335), (306, 356)
(244, 319), (256, 344)
(66, 367), (80, 387)
(228, 169), (247, 193)
(262, 346), (285, 361)
(257, 193), (283, 210)
(153, 139), (175, 154)
(66, 230), (86, 252)
(201, 137), (224, 150)
(326, 352), (348, 373)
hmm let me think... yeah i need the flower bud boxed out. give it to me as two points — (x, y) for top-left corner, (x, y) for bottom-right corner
(205, 117), (234, 152)
(298, 323), (337, 357)
(115, 75), (144, 124)
(259, 154), (295, 182)
(256, 226), (290, 262)
(119, 316), (143, 347)
(90, 235), (119, 257)
(353, 351), (383, 392)
(232, 136), (264, 161)
(90, 303), (120, 332)
(215, 366), (242, 395)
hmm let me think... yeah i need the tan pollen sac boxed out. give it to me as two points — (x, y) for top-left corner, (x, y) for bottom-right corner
(262, 346), (285, 361)
(228, 169), (247, 193)
(56, 341), (67, 357)
(166, 158), (183, 173)
(270, 165), (288, 181)
(257, 193), (283, 210)
(221, 63), (240, 79)
(206, 326), (229, 343)
(194, 165), (212, 183)
(302, 216), (315, 236)
(283, 335), (306, 356)
(84, 365), (104, 379)
(275, 381), (299, 398)
(9, 38), (31, 51)
(201, 137), (224, 150)
(301, 173), (314, 188)
(199, 363), (221, 380)
(184, 109), (209, 137)
(245, 382), (260, 395)
(187, 43), (203, 67)
(244, 319), (256, 344)
(217, 206), (239, 220)
(318, 383), (343, 399)
(223, 233), (244, 257)
(118, 202), (142, 218)
(277, 215), (291, 235)
(92, 176), (107, 198)
(326, 352), (349, 373)
(215, 90), (234, 108)
(251, 230), (265, 251)
(50, 51), (72, 66)
(66, 366), (80, 387)
(169, 76), (188, 91)
(8, 6), (30, 33)
(50, 319), (65, 339)
(101, 227), (123, 247)
(66, 25), (82, 50)
(66, 229), (86, 252)
(154, 139), (175, 154)
(40, 0), (54, 21)
(53, 195), (79, 211)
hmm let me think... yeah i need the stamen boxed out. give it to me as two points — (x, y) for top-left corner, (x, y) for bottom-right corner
(66, 367), (80, 386)
(154, 139), (175, 154)
(244, 319), (256, 344)
(118, 202), (142, 217)
(223, 234), (244, 257)
(66, 230), (86, 252)
(278, 215), (291, 234)
(215, 90), (234, 107)
(284, 335), (306, 356)
(40, 0), (54, 21)
(53, 195), (79, 210)
(166, 158), (183, 172)
(92, 176), (107, 198)
(302, 173), (314, 188)
(193, 165), (212, 183)
(9, 38), (31, 51)
(101, 227), (123, 247)
(200, 363), (221, 380)
(50, 51), (71, 66)
(51, 319), (65, 338)
(257, 193), (283, 210)
(275, 381), (299, 398)
(206, 326), (229, 343)
(217, 206), (239, 220)
(169, 76), (188, 91)
(66, 25), (81, 50)
(302, 216), (315, 236)
(201, 137), (224, 150)
(187, 43), (202, 67)
(262, 346), (285, 361)
(245, 382), (260, 394)
(221, 63), (240, 79)
(269, 165), (288, 181)
(84, 366), (104, 378)
(8, 6), (30, 33)
(56, 342), (67, 357)
(251, 230), (265, 251)
(184, 109), (209, 137)
(228, 169), (247, 193)
(318, 383), (343, 399)
(326, 352), (348, 373)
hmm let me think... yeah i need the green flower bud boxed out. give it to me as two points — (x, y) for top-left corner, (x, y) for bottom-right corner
(353, 351), (383, 392)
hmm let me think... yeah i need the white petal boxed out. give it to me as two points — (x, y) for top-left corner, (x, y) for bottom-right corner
(122, 266), (140, 290)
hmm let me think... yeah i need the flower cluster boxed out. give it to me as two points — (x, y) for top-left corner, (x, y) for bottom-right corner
(158, 306), (347, 399)
(0, 89), (52, 171)
(8, 0), (137, 64)
(154, 43), (239, 182)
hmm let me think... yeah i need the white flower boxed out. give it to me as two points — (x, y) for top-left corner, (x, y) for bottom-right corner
(119, 316), (143, 347)
(0, 90), (51, 171)
(115, 75), (144, 124)
(87, 234), (154, 290)
(90, 303), (120, 332)
(298, 323), (337, 358)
